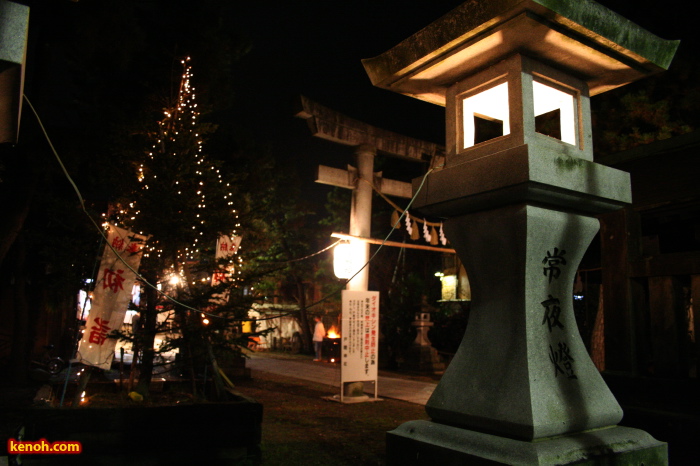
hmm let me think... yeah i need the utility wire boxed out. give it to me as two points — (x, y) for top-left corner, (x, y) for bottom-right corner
(23, 94), (338, 321)
(291, 168), (436, 315)
(24, 94), (205, 315)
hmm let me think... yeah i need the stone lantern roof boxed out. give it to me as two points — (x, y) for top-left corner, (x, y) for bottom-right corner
(362, 0), (679, 106)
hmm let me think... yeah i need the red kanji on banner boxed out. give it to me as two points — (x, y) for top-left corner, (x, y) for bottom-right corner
(102, 268), (125, 293)
(111, 237), (125, 251)
(88, 317), (111, 345)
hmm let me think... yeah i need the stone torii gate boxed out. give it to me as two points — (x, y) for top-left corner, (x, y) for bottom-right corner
(296, 95), (445, 291)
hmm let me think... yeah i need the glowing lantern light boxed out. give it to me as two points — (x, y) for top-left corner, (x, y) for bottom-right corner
(462, 82), (510, 148)
(532, 80), (577, 145)
(333, 242), (365, 279)
(461, 76), (580, 150)
(446, 55), (589, 167)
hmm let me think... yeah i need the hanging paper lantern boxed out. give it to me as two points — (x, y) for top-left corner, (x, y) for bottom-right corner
(333, 242), (364, 279)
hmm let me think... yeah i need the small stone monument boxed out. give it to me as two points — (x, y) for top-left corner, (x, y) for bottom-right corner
(403, 296), (445, 373)
(363, 0), (678, 464)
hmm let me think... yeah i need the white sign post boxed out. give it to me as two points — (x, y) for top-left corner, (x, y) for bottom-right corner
(340, 290), (379, 402)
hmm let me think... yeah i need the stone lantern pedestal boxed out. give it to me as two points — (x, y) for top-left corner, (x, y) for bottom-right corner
(363, 0), (679, 464)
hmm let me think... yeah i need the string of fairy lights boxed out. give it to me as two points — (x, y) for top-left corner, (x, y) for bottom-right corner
(108, 57), (242, 285)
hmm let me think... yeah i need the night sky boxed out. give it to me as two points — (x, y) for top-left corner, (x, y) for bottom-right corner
(16, 0), (697, 201)
(227, 0), (692, 140)
(228, 0), (696, 194)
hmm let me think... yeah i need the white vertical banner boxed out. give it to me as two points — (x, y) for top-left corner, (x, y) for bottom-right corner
(341, 290), (379, 394)
(212, 235), (241, 304)
(78, 225), (147, 369)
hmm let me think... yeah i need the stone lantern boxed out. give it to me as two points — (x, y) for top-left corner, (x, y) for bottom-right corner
(412, 299), (433, 347)
(363, 0), (678, 464)
(404, 296), (445, 373)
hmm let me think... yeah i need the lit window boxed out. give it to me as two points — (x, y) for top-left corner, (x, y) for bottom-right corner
(533, 80), (576, 145)
(462, 82), (510, 148)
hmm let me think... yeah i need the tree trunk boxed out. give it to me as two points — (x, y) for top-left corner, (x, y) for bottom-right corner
(178, 262), (203, 396)
(295, 278), (313, 354)
(136, 278), (158, 397)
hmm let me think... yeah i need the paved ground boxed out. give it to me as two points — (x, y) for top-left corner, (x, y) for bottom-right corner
(245, 351), (438, 405)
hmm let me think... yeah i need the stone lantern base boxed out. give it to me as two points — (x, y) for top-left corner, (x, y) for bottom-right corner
(386, 421), (667, 465)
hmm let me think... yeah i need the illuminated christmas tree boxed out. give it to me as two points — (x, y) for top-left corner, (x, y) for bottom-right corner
(114, 57), (239, 268)
(109, 57), (248, 397)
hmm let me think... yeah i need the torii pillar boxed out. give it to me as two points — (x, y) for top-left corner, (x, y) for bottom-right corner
(347, 143), (375, 290)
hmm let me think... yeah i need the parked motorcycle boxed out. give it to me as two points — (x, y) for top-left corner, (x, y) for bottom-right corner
(30, 344), (66, 379)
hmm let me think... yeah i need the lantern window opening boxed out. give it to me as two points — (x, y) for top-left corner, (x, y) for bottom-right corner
(461, 80), (510, 150)
(532, 76), (579, 147)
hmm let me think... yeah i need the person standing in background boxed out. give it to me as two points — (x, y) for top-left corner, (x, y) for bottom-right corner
(312, 316), (326, 361)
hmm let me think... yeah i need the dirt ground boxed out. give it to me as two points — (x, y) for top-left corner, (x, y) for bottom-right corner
(234, 368), (430, 465)
(5, 358), (695, 464)
(1, 355), (435, 465)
